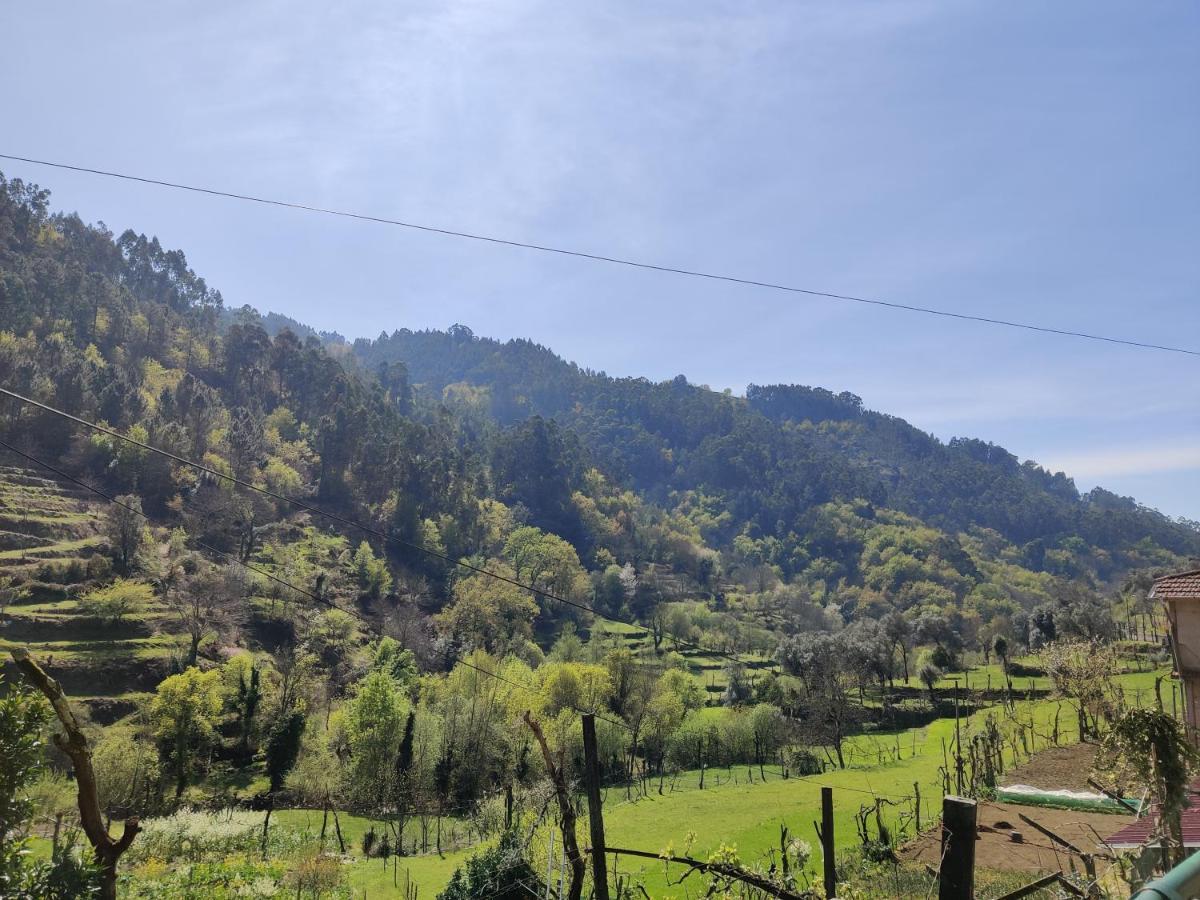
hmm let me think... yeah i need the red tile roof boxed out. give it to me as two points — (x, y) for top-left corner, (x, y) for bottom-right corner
(1107, 784), (1200, 849)
(1151, 570), (1200, 600)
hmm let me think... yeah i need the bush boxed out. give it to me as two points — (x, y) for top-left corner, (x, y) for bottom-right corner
(789, 747), (824, 776)
(24, 831), (102, 899)
(1008, 661), (1045, 678)
(285, 849), (347, 897)
(438, 830), (542, 900)
(124, 853), (349, 899)
(125, 809), (309, 863)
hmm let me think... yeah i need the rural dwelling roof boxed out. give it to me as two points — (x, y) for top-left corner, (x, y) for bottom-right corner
(1107, 782), (1200, 850)
(1151, 570), (1200, 601)
(1106, 806), (1200, 850)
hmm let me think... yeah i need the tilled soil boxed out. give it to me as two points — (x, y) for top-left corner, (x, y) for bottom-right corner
(901, 799), (1133, 874)
(1000, 742), (1099, 792)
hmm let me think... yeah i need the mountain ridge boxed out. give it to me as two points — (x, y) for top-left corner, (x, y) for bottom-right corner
(348, 326), (1198, 564)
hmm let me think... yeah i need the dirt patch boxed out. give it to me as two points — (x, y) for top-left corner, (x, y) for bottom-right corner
(901, 800), (1132, 875)
(1002, 742), (1099, 792)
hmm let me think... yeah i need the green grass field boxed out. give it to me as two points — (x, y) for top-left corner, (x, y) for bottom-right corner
(179, 666), (1161, 899)
(599, 666), (1164, 896)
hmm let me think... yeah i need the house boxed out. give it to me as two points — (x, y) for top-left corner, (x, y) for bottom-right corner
(1154, 569), (1200, 736)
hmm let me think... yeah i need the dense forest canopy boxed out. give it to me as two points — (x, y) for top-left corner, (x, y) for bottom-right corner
(355, 326), (1199, 566)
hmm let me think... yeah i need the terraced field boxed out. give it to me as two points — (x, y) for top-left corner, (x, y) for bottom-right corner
(592, 618), (778, 703)
(0, 464), (182, 720)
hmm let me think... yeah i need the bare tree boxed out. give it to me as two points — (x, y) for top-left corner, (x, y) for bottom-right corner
(1043, 639), (1122, 741)
(103, 494), (146, 574)
(171, 563), (248, 664)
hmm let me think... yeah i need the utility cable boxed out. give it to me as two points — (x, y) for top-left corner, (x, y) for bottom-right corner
(1, 152), (1196, 358)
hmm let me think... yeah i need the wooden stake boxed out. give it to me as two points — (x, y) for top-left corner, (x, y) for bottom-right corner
(820, 786), (836, 899)
(939, 795), (976, 900)
(582, 714), (611, 900)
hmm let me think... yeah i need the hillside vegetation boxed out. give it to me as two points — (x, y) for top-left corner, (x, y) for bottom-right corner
(0, 171), (1195, 897)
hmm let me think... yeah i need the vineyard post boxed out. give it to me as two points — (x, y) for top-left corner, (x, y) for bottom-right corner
(545, 830), (556, 900)
(582, 714), (611, 900)
(820, 786), (836, 899)
(952, 680), (964, 796)
(939, 795), (976, 900)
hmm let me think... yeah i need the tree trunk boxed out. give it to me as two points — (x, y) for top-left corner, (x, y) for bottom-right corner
(524, 712), (586, 900)
(334, 809), (346, 853)
(11, 649), (140, 900)
(261, 802), (273, 858)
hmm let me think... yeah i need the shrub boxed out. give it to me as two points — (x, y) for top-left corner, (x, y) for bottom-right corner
(789, 747), (824, 776)
(125, 809), (309, 863)
(285, 849), (347, 897)
(438, 830), (542, 900)
(124, 853), (349, 899)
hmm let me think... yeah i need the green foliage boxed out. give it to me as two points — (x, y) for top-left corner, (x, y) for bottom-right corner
(230, 657), (263, 753)
(352, 540), (392, 599)
(340, 669), (408, 813)
(149, 667), (224, 797)
(285, 725), (342, 812)
(30, 832), (102, 899)
(126, 809), (310, 864)
(265, 712), (306, 794)
(370, 636), (417, 686)
(0, 679), (50, 894)
(93, 726), (162, 818)
(79, 578), (153, 624)
(102, 496), (149, 574)
(1095, 708), (1200, 858)
(435, 562), (538, 654)
(437, 830), (541, 900)
(124, 852), (345, 899)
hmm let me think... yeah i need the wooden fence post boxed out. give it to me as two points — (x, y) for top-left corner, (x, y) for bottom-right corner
(582, 714), (611, 900)
(820, 786), (836, 899)
(939, 796), (976, 900)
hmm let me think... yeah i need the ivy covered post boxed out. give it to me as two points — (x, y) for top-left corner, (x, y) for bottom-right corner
(1095, 708), (1200, 866)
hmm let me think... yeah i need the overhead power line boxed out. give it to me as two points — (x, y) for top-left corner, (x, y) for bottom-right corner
(0, 435), (633, 732)
(0, 385), (751, 670)
(2, 152), (1196, 359)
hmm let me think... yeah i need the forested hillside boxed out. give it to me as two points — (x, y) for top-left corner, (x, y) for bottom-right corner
(3, 169), (1197, 668)
(0, 169), (1195, 898)
(356, 327), (1198, 588)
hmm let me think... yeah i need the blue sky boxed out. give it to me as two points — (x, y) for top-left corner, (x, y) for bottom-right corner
(3, 1), (1198, 522)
